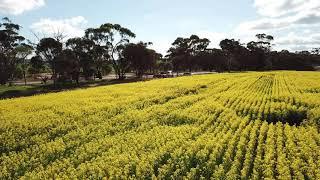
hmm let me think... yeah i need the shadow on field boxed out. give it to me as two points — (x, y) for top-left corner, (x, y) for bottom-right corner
(0, 78), (150, 99)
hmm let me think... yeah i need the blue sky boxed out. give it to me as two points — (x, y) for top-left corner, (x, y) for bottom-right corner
(1, 0), (320, 54)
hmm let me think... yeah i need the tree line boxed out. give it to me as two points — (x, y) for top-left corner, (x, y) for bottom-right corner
(167, 34), (320, 73)
(0, 17), (160, 86)
(1, 17), (320, 86)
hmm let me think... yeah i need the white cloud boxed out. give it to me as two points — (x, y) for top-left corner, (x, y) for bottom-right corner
(232, 0), (320, 51)
(236, 10), (320, 32)
(30, 16), (88, 39)
(254, 0), (308, 17)
(276, 32), (320, 46)
(0, 0), (45, 15)
(274, 32), (320, 51)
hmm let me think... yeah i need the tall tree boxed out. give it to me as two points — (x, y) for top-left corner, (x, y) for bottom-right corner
(0, 17), (25, 85)
(85, 23), (136, 79)
(56, 49), (80, 84)
(197, 48), (227, 72)
(123, 42), (157, 77)
(156, 55), (172, 72)
(36, 37), (62, 86)
(247, 34), (274, 70)
(219, 39), (242, 72)
(311, 48), (320, 55)
(167, 35), (210, 73)
(15, 43), (33, 85)
(66, 37), (96, 79)
(29, 55), (45, 75)
(90, 45), (110, 79)
(254, 33), (274, 52)
(167, 37), (187, 74)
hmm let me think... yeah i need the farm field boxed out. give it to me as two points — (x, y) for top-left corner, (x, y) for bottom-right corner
(0, 71), (320, 179)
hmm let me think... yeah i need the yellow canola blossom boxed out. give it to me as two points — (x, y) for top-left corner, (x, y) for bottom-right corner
(0, 71), (320, 179)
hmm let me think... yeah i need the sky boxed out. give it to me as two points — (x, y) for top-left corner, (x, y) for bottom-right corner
(1, 0), (320, 54)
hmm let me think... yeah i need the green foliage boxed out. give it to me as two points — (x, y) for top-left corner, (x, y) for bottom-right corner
(85, 23), (136, 80)
(0, 17), (27, 84)
(167, 35), (210, 72)
(123, 42), (158, 77)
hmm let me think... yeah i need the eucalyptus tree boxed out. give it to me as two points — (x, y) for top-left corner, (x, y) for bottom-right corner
(29, 55), (44, 75)
(167, 35), (210, 73)
(85, 23), (136, 79)
(15, 43), (33, 85)
(0, 17), (26, 84)
(56, 49), (80, 84)
(219, 39), (243, 72)
(123, 42), (157, 77)
(36, 37), (63, 86)
(66, 37), (96, 79)
(247, 33), (274, 70)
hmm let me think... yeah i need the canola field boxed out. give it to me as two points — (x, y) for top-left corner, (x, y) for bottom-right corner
(0, 71), (320, 179)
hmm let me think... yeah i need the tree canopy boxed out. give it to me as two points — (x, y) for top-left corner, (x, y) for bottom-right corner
(1, 16), (320, 87)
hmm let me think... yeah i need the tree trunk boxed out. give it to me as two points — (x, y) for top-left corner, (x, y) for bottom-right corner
(228, 57), (232, 73)
(53, 73), (57, 88)
(117, 70), (121, 80)
(23, 71), (27, 85)
(113, 64), (122, 80)
(52, 62), (57, 88)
